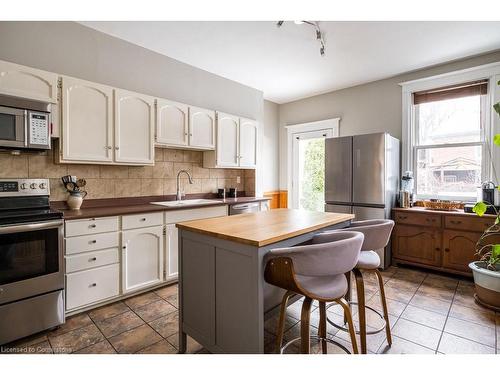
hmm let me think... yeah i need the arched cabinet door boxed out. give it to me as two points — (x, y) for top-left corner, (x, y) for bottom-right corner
(189, 106), (215, 149)
(156, 99), (189, 147)
(61, 76), (114, 162)
(442, 230), (480, 273)
(239, 117), (258, 168)
(122, 226), (164, 293)
(0, 60), (58, 103)
(216, 112), (239, 167)
(115, 89), (155, 164)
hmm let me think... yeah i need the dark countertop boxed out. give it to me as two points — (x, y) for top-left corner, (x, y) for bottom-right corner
(53, 196), (271, 220)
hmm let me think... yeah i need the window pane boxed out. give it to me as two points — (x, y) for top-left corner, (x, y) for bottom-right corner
(417, 95), (481, 145)
(416, 145), (481, 198)
(298, 138), (325, 211)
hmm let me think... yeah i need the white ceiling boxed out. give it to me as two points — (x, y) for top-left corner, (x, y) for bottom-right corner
(80, 21), (500, 104)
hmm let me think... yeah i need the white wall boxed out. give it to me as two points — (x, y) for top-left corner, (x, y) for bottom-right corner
(262, 100), (279, 192)
(278, 50), (500, 189)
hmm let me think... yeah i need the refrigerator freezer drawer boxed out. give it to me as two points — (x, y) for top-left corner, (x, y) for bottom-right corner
(325, 204), (352, 214)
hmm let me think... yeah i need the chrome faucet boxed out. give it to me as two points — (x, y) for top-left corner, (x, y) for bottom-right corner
(176, 169), (194, 201)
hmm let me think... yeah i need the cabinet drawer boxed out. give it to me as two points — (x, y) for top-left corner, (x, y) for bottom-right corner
(66, 248), (119, 273)
(65, 232), (119, 255)
(393, 211), (440, 227)
(65, 217), (119, 237)
(65, 263), (119, 311)
(122, 212), (163, 230)
(444, 215), (494, 232)
(164, 205), (227, 224)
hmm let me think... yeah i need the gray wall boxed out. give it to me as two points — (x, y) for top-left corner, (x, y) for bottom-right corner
(278, 50), (500, 189)
(262, 100), (279, 191)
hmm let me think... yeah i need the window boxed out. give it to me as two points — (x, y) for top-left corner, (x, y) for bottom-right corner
(412, 80), (488, 200)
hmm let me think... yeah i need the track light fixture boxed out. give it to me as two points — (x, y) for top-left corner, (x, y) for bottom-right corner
(276, 20), (326, 56)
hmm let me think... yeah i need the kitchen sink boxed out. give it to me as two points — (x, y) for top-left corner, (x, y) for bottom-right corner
(150, 199), (221, 207)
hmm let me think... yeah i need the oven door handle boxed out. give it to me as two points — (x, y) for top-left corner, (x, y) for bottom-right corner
(0, 220), (64, 235)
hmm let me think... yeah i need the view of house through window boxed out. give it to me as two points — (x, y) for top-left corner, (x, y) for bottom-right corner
(414, 84), (486, 200)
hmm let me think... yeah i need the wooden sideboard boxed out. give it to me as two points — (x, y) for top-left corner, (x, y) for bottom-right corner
(391, 207), (497, 276)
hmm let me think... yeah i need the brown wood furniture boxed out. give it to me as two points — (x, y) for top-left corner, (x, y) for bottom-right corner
(264, 190), (288, 209)
(392, 207), (496, 276)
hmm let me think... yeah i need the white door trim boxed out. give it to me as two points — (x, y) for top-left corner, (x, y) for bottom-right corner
(286, 118), (340, 208)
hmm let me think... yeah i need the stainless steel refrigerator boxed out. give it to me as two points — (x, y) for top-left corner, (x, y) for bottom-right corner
(325, 132), (400, 268)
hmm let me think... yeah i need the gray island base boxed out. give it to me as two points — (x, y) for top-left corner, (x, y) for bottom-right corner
(176, 209), (354, 353)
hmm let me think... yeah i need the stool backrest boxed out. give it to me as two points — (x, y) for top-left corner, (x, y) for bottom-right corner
(315, 219), (394, 251)
(266, 231), (363, 277)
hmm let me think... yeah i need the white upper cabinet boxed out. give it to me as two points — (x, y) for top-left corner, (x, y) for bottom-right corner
(156, 99), (189, 147)
(114, 89), (154, 164)
(216, 112), (239, 167)
(0, 60), (58, 103)
(204, 113), (258, 169)
(61, 76), (114, 163)
(189, 106), (215, 149)
(239, 117), (258, 168)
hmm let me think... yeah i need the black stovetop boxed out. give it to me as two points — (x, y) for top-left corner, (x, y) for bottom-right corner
(0, 196), (63, 226)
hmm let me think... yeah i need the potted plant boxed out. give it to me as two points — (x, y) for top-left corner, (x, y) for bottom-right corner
(471, 81), (500, 311)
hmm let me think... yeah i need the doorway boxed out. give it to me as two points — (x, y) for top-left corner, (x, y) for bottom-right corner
(291, 128), (334, 210)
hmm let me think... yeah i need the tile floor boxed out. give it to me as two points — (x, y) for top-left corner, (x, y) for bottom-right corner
(1, 265), (499, 354)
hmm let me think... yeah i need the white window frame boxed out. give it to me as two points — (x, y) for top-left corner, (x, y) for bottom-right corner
(400, 62), (500, 201)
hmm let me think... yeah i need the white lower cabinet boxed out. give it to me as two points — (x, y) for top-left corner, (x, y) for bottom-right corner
(64, 206), (228, 313)
(164, 224), (179, 281)
(121, 225), (164, 293)
(66, 263), (120, 311)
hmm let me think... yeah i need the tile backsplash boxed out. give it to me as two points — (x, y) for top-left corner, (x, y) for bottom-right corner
(0, 148), (256, 201)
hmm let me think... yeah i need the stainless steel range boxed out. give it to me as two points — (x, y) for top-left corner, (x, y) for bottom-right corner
(0, 178), (64, 345)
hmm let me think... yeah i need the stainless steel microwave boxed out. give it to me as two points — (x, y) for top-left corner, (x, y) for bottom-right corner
(0, 95), (51, 150)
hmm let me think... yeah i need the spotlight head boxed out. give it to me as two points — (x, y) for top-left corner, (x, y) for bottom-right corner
(276, 21), (284, 27)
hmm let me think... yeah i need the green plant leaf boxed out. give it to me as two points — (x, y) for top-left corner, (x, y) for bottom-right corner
(473, 201), (487, 216)
(494, 133), (500, 146)
(492, 245), (500, 257)
(495, 216), (500, 225)
(494, 102), (500, 116)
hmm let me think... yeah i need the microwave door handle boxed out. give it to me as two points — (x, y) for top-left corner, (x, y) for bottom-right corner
(24, 110), (28, 147)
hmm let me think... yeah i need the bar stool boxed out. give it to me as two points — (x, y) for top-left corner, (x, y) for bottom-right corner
(264, 231), (364, 354)
(313, 219), (395, 354)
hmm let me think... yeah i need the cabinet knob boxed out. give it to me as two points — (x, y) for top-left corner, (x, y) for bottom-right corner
(122, 246), (126, 249)
(90, 283), (97, 287)
(90, 240), (97, 244)
(104, 146), (112, 150)
(399, 215), (407, 220)
(115, 146), (119, 150)
(450, 220), (462, 224)
(445, 248), (450, 252)
(435, 247), (440, 251)
(89, 224), (96, 228)
(140, 218), (146, 221)
(90, 257), (97, 261)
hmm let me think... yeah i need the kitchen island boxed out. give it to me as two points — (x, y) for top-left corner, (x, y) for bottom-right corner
(176, 209), (354, 353)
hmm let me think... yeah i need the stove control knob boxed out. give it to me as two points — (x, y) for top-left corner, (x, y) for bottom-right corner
(20, 183), (28, 190)
(39, 183), (46, 189)
(30, 183), (37, 189)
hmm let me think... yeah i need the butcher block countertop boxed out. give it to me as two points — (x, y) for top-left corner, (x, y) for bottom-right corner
(176, 208), (355, 247)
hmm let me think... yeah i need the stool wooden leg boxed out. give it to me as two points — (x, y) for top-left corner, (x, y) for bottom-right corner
(318, 301), (327, 354)
(276, 291), (294, 353)
(343, 271), (351, 324)
(300, 297), (313, 354)
(375, 269), (392, 346)
(337, 298), (358, 354)
(353, 268), (367, 354)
